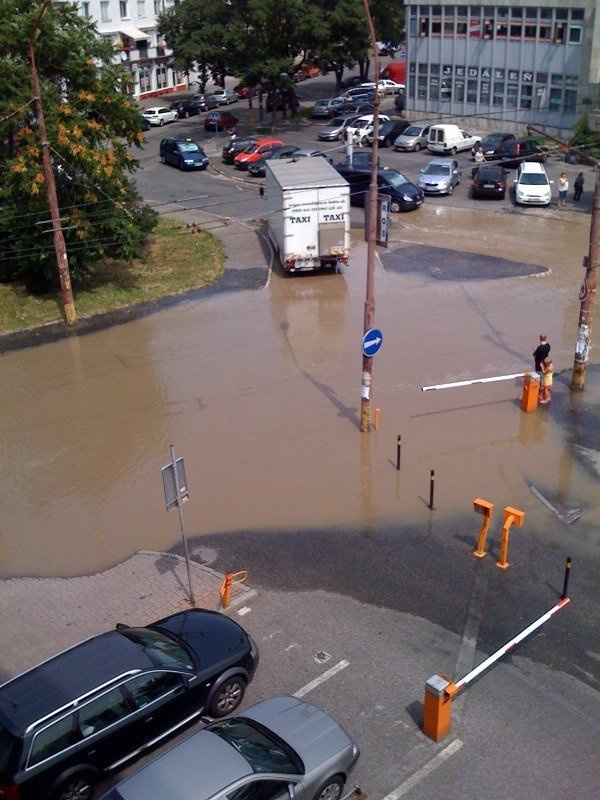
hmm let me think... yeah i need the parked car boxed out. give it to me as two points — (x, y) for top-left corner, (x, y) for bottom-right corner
(204, 110), (238, 131)
(247, 144), (300, 177)
(312, 98), (345, 118)
(169, 100), (201, 119)
(376, 78), (405, 95)
(234, 137), (285, 169)
(394, 124), (431, 151)
(213, 88), (240, 105)
(160, 137), (209, 170)
(472, 131), (516, 159)
(472, 163), (509, 199)
(513, 161), (553, 206)
(317, 115), (361, 142)
(222, 136), (257, 164)
(192, 93), (218, 111)
(266, 90), (300, 112)
(0, 609), (259, 800)
(365, 118), (411, 147)
(345, 114), (390, 145)
(339, 75), (364, 90)
(142, 106), (178, 126)
(289, 148), (334, 164)
(496, 137), (549, 167)
(98, 696), (360, 800)
(338, 86), (374, 102)
(337, 101), (375, 117)
(335, 162), (423, 212)
(418, 158), (461, 195)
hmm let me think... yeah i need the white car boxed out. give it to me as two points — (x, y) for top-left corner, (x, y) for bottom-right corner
(213, 88), (240, 105)
(513, 161), (553, 206)
(142, 106), (178, 126)
(346, 114), (390, 144)
(367, 79), (404, 96)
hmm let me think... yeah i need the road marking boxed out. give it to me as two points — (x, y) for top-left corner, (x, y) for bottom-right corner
(380, 739), (463, 800)
(293, 660), (349, 698)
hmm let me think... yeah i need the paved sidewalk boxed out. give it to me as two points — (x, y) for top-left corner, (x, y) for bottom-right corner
(0, 551), (256, 683)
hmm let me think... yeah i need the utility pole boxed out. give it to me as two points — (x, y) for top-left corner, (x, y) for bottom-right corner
(571, 164), (598, 391)
(360, 0), (380, 432)
(29, 0), (76, 325)
(527, 125), (598, 392)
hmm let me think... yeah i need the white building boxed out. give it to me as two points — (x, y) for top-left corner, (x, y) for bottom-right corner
(77, 0), (187, 99)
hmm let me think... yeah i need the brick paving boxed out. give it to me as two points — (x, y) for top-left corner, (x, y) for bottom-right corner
(0, 551), (256, 682)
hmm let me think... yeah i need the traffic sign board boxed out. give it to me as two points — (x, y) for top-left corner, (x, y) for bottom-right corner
(362, 328), (383, 356)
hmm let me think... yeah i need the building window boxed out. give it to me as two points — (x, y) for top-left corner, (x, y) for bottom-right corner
(569, 26), (582, 44)
(510, 23), (522, 40)
(466, 79), (477, 104)
(564, 89), (577, 113)
(538, 25), (551, 40)
(100, 1), (110, 22)
(420, 17), (429, 36)
(81, 2), (90, 18)
(483, 19), (493, 39)
(525, 7), (537, 20)
(549, 87), (562, 111)
(479, 80), (491, 104)
(156, 64), (167, 89)
(430, 75), (439, 100)
(506, 83), (518, 108)
(571, 9), (584, 21)
(520, 85), (532, 109)
(524, 24), (535, 39)
(496, 23), (508, 39)
(444, 20), (454, 36)
(454, 78), (464, 102)
(138, 0), (146, 17)
(119, 1), (129, 19)
(139, 66), (151, 92)
(456, 21), (467, 36)
(493, 81), (504, 107)
(554, 23), (564, 44)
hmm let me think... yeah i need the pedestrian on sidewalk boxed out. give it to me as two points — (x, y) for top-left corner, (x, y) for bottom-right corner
(558, 173), (568, 209)
(533, 334), (550, 372)
(472, 145), (485, 178)
(573, 172), (584, 202)
(539, 359), (554, 404)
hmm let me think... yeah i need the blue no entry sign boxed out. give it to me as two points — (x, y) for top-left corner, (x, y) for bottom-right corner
(362, 328), (383, 356)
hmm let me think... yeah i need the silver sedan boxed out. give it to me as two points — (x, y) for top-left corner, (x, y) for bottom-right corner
(99, 696), (360, 800)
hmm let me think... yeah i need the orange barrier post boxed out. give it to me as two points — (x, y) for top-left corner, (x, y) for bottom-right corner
(422, 675), (457, 741)
(473, 498), (494, 557)
(520, 372), (540, 413)
(496, 507), (525, 569)
(219, 570), (248, 607)
(374, 408), (380, 429)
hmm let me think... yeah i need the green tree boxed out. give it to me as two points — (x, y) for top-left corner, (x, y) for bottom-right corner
(0, 0), (155, 292)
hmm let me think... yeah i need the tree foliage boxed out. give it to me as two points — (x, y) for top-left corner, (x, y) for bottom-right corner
(0, 0), (155, 292)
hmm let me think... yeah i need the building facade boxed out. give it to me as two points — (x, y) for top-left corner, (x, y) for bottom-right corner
(403, 1), (600, 134)
(77, 0), (187, 99)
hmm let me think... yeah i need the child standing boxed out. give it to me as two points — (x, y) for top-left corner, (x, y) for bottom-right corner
(540, 359), (554, 404)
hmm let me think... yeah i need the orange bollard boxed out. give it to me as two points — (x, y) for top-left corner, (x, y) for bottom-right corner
(219, 570), (248, 607)
(422, 675), (456, 741)
(473, 498), (494, 558)
(496, 507), (525, 569)
(520, 372), (540, 413)
(374, 408), (380, 429)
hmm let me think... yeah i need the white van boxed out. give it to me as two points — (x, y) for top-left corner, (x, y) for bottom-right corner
(428, 124), (480, 155)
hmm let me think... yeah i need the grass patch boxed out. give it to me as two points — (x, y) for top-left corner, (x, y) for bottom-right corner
(0, 217), (226, 334)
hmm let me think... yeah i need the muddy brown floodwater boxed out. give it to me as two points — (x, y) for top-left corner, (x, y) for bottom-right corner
(0, 205), (597, 578)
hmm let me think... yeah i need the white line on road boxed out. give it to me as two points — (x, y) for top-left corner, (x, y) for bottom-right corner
(380, 739), (463, 800)
(293, 660), (350, 698)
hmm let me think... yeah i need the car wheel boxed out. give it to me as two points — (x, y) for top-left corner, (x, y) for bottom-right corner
(160, 155), (166, 164)
(209, 676), (246, 717)
(159, 119), (164, 126)
(184, 111), (190, 118)
(52, 772), (96, 800)
(312, 776), (344, 800)
(450, 146), (457, 155)
(390, 200), (401, 213)
(414, 143), (421, 151)
(447, 184), (454, 195)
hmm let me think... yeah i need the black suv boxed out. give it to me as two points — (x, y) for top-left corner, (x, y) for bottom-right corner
(335, 162), (423, 213)
(496, 137), (549, 168)
(160, 137), (209, 170)
(0, 609), (259, 800)
(365, 118), (411, 147)
(472, 131), (516, 159)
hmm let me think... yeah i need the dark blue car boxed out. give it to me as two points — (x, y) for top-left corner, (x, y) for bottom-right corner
(335, 163), (423, 212)
(160, 137), (209, 170)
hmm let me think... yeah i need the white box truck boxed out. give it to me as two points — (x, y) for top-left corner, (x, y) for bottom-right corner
(265, 158), (350, 272)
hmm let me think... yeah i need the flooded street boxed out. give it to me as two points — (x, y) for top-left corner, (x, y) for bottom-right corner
(0, 204), (597, 578)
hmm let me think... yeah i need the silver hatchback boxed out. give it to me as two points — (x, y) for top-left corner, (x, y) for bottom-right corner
(394, 124), (431, 152)
(100, 696), (360, 800)
(418, 158), (461, 195)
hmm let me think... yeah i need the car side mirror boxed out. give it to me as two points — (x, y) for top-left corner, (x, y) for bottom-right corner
(420, 168), (424, 173)
(549, 180), (554, 184)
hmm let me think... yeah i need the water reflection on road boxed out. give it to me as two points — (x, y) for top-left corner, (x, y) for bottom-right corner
(0, 205), (597, 577)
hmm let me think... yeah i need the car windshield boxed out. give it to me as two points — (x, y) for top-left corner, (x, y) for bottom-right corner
(382, 170), (410, 187)
(483, 134), (503, 147)
(179, 142), (202, 153)
(403, 126), (422, 136)
(328, 118), (344, 126)
(121, 628), (194, 670)
(520, 173), (548, 185)
(209, 718), (301, 775)
(424, 164), (450, 175)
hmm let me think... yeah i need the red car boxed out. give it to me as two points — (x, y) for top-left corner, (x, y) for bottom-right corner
(234, 137), (285, 170)
(204, 110), (239, 131)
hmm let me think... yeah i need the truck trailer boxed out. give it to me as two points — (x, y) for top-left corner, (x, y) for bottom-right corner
(264, 158), (350, 273)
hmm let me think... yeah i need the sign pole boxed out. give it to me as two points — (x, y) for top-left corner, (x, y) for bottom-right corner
(169, 445), (195, 606)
